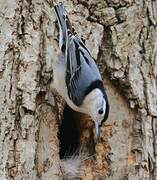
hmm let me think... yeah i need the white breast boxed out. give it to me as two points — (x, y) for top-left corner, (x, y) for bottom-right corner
(52, 62), (86, 114)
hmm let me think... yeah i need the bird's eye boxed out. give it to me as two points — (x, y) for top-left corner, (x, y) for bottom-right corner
(98, 108), (104, 115)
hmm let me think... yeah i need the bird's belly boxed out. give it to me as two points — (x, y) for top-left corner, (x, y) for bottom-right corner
(52, 62), (67, 96)
(52, 63), (86, 114)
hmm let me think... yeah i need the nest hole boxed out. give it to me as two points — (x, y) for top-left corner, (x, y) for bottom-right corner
(59, 104), (82, 159)
(59, 104), (95, 159)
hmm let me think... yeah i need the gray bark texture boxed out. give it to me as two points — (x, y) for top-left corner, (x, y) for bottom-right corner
(0, 0), (157, 179)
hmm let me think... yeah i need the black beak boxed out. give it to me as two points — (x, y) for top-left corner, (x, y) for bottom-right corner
(95, 122), (101, 140)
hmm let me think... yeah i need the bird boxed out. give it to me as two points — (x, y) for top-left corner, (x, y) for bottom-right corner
(52, 2), (109, 139)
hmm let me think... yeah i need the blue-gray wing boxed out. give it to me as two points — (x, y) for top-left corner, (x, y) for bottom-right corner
(65, 35), (102, 106)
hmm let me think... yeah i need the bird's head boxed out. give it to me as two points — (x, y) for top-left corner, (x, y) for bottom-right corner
(84, 88), (109, 140)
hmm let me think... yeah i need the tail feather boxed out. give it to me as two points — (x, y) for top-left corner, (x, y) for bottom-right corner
(54, 2), (73, 51)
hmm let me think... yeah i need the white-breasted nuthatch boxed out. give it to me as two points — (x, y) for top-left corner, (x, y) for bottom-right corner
(52, 2), (109, 139)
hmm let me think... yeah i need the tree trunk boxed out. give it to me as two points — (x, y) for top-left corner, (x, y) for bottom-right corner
(0, 0), (156, 179)
(0, 0), (61, 179)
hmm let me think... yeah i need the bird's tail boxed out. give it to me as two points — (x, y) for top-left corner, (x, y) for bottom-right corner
(54, 2), (73, 51)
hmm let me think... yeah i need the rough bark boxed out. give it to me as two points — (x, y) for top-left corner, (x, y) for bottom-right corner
(0, 0), (157, 179)
(0, 0), (61, 179)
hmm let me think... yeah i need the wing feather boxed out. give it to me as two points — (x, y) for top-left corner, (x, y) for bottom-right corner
(65, 34), (101, 106)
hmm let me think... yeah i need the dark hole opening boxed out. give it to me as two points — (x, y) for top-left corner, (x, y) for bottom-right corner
(59, 104), (81, 159)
